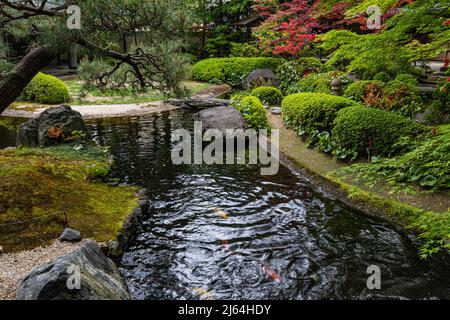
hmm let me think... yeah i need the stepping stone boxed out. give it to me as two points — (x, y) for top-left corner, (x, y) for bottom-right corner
(271, 107), (282, 115)
(59, 228), (82, 242)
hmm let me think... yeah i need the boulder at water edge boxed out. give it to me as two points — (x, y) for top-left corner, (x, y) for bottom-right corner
(16, 241), (131, 300)
(193, 106), (247, 132)
(17, 105), (86, 147)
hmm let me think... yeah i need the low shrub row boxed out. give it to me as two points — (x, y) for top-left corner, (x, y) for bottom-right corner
(191, 57), (281, 87)
(282, 92), (425, 160)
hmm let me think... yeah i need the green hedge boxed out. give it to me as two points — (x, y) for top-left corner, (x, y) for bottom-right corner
(251, 86), (283, 107)
(21, 72), (69, 104)
(332, 106), (425, 157)
(191, 58), (281, 87)
(282, 93), (359, 134)
(233, 96), (269, 129)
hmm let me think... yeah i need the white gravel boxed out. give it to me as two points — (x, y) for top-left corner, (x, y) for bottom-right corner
(0, 240), (86, 300)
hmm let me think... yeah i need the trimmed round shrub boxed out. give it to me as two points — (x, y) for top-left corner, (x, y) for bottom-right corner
(191, 58), (281, 87)
(251, 86), (283, 106)
(282, 93), (360, 134)
(21, 72), (69, 104)
(234, 96), (269, 129)
(332, 106), (425, 157)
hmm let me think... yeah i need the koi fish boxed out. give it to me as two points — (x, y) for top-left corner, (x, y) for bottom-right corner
(193, 288), (214, 300)
(220, 240), (230, 251)
(212, 208), (229, 219)
(261, 264), (282, 283)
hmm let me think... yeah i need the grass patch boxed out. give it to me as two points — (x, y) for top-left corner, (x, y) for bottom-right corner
(64, 79), (212, 105)
(0, 145), (139, 252)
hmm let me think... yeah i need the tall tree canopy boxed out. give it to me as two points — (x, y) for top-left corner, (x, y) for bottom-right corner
(0, 0), (190, 113)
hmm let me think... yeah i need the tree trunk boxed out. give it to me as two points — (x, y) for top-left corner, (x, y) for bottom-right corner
(0, 46), (55, 114)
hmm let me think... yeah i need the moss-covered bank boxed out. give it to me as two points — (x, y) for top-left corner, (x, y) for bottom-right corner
(0, 145), (139, 252)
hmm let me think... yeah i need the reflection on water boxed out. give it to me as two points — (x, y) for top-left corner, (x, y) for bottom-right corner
(87, 110), (450, 299)
(0, 116), (24, 149)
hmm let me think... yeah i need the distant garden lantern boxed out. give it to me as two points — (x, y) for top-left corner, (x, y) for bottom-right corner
(331, 78), (342, 96)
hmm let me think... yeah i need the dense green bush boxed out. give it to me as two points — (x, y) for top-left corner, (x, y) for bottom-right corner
(233, 96), (269, 129)
(276, 57), (322, 93)
(383, 79), (422, 117)
(251, 86), (283, 106)
(343, 78), (422, 117)
(191, 58), (281, 87)
(343, 80), (384, 103)
(332, 106), (425, 157)
(394, 73), (418, 86)
(229, 42), (261, 58)
(282, 93), (359, 134)
(373, 72), (392, 83)
(21, 72), (69, 104)
(287, 72), (352, 95)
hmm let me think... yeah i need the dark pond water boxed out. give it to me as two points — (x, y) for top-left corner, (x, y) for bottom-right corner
(85, 110), (450, 300)
(1, 113), (449, 300)
(0, 117), (24, 149)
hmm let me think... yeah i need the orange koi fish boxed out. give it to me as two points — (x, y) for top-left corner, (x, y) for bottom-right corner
(213, 208), (229, 219)
(261, 264), (282, 283)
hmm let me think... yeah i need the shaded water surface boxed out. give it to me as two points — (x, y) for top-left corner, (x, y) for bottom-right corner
(86, 110), (448, 299)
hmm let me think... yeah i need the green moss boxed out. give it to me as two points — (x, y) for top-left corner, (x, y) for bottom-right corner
(326, 176), (450, 258)
(0, 147), (138, 252)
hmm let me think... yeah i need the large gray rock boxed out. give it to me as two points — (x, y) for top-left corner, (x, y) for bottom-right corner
(16, 241), (131, 300)
(243, 69), (277, 89)
(17, 105), (86, 147)
(193, 106), (247, 132)
(59, 228), (82, 242)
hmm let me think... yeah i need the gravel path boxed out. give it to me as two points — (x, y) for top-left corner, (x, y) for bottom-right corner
(0, 240), (86, 300)
(2, 101), (180, 119)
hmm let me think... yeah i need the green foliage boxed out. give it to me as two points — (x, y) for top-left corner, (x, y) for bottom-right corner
(287, 71), (352, 95)
(343, 78), (423, 117)
(282, 93), (359, 135)
(332, 106), (425, 158)
(191, 57), (281, 87)
(276, 57), (323, 93)
(340, 125), (450, 192)
(251, 86), (283, 107)
(230, 42), (261, 58)
(233, 96), (269, 129)
(20, 72), (69, 104)
(343, 80), (384, 103)
(373, 72), (391, 83)
(383, 79), (423, 117)
(395, 73), (418, 86)
(319, 30), (415, 79)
